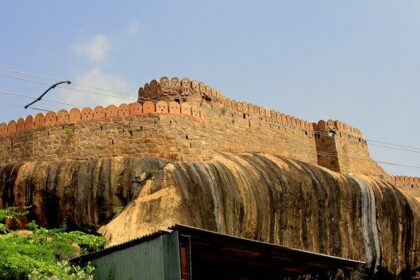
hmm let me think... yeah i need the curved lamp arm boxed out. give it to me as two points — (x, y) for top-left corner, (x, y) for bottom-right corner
(24, 80), (71, 109)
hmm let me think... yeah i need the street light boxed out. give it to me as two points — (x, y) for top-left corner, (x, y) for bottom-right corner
(24, 80), (71, 109)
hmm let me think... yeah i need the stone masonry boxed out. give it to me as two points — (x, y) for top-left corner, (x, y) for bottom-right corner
(0, 76), (416, 186)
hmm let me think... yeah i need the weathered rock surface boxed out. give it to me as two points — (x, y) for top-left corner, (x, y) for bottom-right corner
(0, 154), (419, 278)
(0, 157), (167, 231)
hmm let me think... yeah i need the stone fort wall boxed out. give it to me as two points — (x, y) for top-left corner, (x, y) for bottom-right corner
(0, 100), (318, 165)
(392, 176), (420, 202)
(0, 76), (406, 179)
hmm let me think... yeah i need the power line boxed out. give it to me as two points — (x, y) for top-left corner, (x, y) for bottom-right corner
(5, 87), (418, 160)
(0, 71), (137, 101)
(2, 66), (420, 159)
(368, 143), (420, 155)
(0, 90), (82, 108)
(291, 142), (420, 170)
(367, 140), (420, 153)
(0, 99), (49, 112)
(271, 134), (420, 170)
(314, 130), (420, 154)
(0, 98), (418, 171)
(0, 66), (136, 99)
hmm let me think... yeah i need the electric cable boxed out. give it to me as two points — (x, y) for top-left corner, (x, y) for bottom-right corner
(0, 72), (137, 101)
(0, 90), (82, 108)
(1, 66), (420, 159)
(0, 66), (136, 98)
(0, 99), (50, 112)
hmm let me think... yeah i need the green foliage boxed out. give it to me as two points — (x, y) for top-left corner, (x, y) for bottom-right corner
(28, 261), (95, 280)
(220, 106), (228, 115)
(0, 206), (30, 221)
(0, 206), (31, 233)
(0, 207), (106, 280)
(0, 223), (9, 234)
(27, 220), (40, 231)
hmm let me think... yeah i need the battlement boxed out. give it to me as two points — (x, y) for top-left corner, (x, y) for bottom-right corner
(392, 176), (420, 201)
(392, 176), (420, 186)
(139, 77), (315, 133)
(0, 101), (202, 138)
(0, 76), (410, 183)
(138, 77), (224, 103)
(314, 119), (363, 139)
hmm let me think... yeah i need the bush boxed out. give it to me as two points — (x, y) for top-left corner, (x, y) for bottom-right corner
(0, 207), (106, 279)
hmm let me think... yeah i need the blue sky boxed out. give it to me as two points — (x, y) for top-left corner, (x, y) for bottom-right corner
(0, 1), (419, 176)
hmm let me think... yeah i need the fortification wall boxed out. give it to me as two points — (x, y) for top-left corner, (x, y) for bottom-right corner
(314, 119), (387, 176)
(139, 76), (379, 175)
(392, 176), (420, 202)
(0, 77), (395, 178)
(201, 102), (318, 165)
(0, 101), (211, 163)
(138, 77), (223, 105)
(0, 99), (319, 165)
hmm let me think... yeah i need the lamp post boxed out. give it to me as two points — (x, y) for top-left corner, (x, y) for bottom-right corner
(24, 80), (71, 109)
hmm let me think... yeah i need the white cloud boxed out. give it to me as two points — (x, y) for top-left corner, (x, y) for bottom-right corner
(73, 35), (111, 61)
(59, 68), (136, 108)
(126, 19), (140, 34)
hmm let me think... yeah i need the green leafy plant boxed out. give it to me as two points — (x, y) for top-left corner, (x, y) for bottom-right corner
(0, 206), (105, 279)
(28, 261), (95, 280)
(0, 206), (31, 233)
(26, 220), (39, 231)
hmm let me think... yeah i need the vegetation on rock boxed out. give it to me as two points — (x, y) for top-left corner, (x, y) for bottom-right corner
(0, 207), (106, 280)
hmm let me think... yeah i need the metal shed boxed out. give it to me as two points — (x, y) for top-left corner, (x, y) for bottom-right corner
(73, 224), (366, 280)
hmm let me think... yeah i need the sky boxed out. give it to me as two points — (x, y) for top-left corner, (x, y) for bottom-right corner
(0, 1), (419, 176)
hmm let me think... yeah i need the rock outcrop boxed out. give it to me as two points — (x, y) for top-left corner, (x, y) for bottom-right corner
(0, 154), (418, 278)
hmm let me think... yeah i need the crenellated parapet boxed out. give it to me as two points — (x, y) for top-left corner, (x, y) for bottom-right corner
(0, 76), (389, 177)
(392, 176), (420, 199)
(138, 77), (315, 133)
(392, 176), (420, 187)
(314, 119), (363, 139)
(0, 101), (202, 138)
(138, 77), (224, 104)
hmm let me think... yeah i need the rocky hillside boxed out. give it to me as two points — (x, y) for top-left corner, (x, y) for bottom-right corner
(0, 154), (419, 278)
